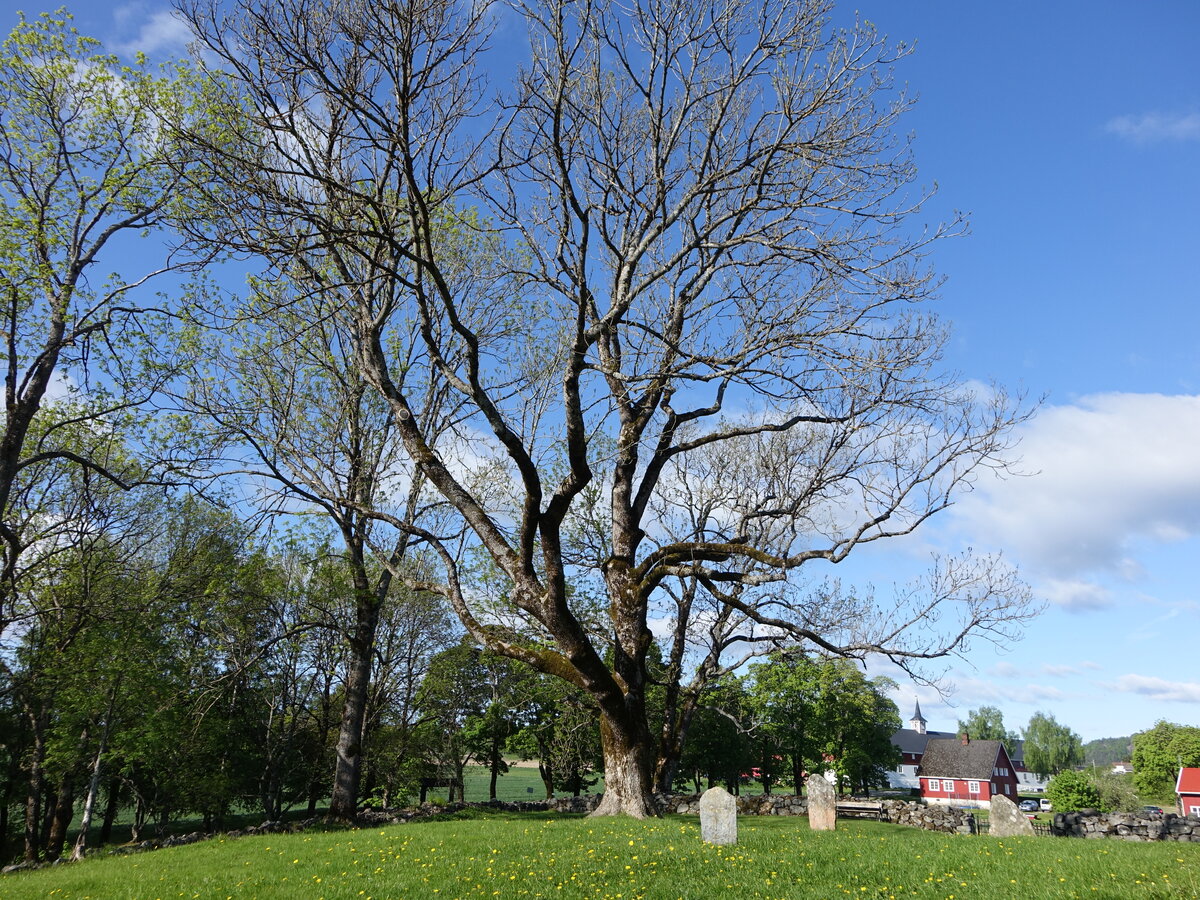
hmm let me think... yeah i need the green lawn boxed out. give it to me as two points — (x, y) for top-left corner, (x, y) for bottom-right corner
(5, 810), (1198, 899)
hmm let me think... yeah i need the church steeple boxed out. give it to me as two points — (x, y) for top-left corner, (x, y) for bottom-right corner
(910, 698), (927, 735)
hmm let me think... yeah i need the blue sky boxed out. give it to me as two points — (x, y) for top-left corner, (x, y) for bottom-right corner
(33, 0), (1200, 745)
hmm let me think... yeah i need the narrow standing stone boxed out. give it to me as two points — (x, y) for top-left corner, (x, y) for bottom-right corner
(806, 775), (837, 831)
(699, 787), (737, 845)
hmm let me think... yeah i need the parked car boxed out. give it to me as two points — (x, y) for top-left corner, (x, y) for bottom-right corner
(1019, 799), (1040, 812)
(1039, 798), (1053, 811)
(1142, 805), (1163, 815)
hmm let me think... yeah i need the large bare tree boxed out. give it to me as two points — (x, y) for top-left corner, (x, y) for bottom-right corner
(180, 0), (1036, 817)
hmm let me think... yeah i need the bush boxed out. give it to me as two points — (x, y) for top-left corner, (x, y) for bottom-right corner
(1093, 771), (1140, 812)
(1047, 769), (1104, 812)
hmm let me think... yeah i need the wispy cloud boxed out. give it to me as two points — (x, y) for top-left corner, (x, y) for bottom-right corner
(1106, 112), (1200, 144)
(1025, 684), (1065, 701)
(1112, 674), (1200, 703)
(1041, 664), (1079, 678)
(951, 393), (1200, 610)
(989, 662), (1022, 679)
(1040, 578), (1112, 612)
(111, 7), (193, 57)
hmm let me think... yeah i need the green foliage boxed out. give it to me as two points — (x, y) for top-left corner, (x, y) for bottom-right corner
(677, 676), (755, 793)
(1046, 769), (1103, 812)
(509, 671), (601, 798)
(1132, 720), (1200, 801)
(1022, 711), (1082, 779)
(745, 654), (899, 794)
(956, 706), (1016, 743)
(1091, 770), (1141, 813)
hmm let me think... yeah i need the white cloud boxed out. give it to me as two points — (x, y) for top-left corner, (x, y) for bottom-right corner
(1040, 664), (1078, 678)
(1024, 684), (1065, 701)
(1039, 578), (1112, 611)
(952, 393), (1200, 607)
(988, 662), (1022, 679)
(1106, 112), (1200, 144)
(111, 8), (193, 57)
(1112, 674), (1200, 703)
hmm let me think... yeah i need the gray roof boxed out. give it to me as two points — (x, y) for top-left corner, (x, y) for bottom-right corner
(890, 728), (1025, 764)
(892, 728), (956, 755)
(918, 738), (1007, 780)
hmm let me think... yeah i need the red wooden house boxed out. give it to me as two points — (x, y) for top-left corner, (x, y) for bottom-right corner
(1177, 767), (1200, 817)
(917, 734), (1020, 808)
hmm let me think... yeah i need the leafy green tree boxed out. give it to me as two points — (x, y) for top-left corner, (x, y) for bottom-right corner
(1132, 721), (1200, 800)
(746, 654), (823, 792)
(0, 12), (209, 607)
(956, 706), (1016, 743)
(814, 663), (901, 795)
(509, 673), (601, 799)
(460, 654), (527, 801)
(1023, 712), (1083, 779)
(1092, 770), (1140, 813)
(360, 586), (458, 808)
(414, 642), (491, 802)
(747, 655), (899, 795)
(677, 677), (755, 795)
(1046, 769), (1103, 812)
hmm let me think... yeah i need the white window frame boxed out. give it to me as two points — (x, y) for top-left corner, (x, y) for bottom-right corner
(1190, 804), (1200, 816)
(928, 779), (940, 792)
(968, 780), (980, 794)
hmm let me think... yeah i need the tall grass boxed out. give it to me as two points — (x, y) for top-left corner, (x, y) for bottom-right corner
(5, 811), (1197, 899)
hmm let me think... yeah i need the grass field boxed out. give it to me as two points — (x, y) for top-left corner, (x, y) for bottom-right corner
(4, 809), (1198, 899)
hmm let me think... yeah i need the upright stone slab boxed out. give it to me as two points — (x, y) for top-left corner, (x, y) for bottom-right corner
(699, 787), (737, 845)
(806, 775), (837, 831)
(989, 794), (1035, 837)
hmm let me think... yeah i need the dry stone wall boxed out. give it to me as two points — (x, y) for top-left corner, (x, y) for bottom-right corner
(1052, 810), (1200, 842)
(659, 794), (975, 835)
(879, 800), (977, 834)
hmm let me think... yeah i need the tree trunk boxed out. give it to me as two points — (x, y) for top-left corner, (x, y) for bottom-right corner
(71, 742), (106, 860)
(0, 735), (20, 862)
(538, 760), (554, 799)
(43, 775), (75, 863)
(590, 714), (658, 818)
(99, 777), (121, 844)
(23, 713), (46, 863)
(329, 567), (383, 820)
(654, 695), (698, 794)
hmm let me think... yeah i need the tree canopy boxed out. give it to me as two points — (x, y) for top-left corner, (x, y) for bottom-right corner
(956, 706), (1017, 744)
(1132, 721), (1200, 801)
(1023, 712), (1083, 779)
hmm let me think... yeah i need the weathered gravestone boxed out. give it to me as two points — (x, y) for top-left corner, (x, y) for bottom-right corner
(806, 774), (837, 831)
(989, 794), (1035, 837)
(699, 786), (737, 845)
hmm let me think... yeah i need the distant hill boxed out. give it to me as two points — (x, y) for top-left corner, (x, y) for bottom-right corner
(1083, 736), (1133, 768)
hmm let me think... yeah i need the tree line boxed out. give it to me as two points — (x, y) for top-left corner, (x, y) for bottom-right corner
(2, 0), (1042, 844)
(0, 476), (900, 863)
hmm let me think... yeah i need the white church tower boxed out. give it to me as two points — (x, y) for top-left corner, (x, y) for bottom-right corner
(909, 699), (927, 735)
